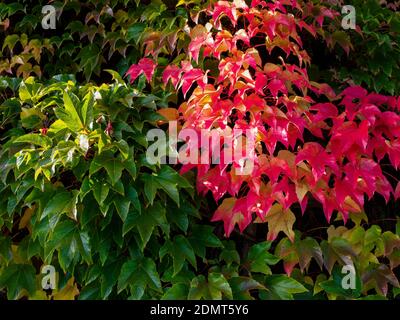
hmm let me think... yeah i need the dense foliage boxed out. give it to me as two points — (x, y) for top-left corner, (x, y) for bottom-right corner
(325, 0), (400, 95)
(0, 0), (399, 300)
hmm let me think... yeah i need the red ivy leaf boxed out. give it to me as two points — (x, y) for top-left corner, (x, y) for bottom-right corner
(125, 58), (156, 83)
(162, 64), (182, 88)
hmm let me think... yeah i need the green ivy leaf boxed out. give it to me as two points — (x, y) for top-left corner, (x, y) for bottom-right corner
(230, 277), (265, 300)
(127, 23), (146, 43)
(160, 235), (197, 276)
(162, 283), (188, 300)
(263, 275), (308, 300)
(117, 257), (162, 299)
(45, 220), (92, 270)
(114, 194), (130, 222)
(142, 166), (192, 206)
(247, 241), (280, 275)
(41, 191), (73, 220)
(0, 264), (36, 299)
(319, 265), (362, 299)
(14, 133), (52, 148)
(91, 152), (123, 186)
(92, 181), (110, 206)
(81, 91), (94, 129)
(2, 34), (19, 52)
(188, 273), (232, 300)
(189, 225), (223, 259)
(123, 202), (168, 249)
(54, 91), (84, 132)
